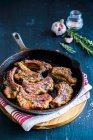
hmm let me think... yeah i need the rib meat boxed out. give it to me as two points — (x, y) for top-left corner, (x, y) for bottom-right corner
(50, 82), (73, 108)
(7, 67), (20, 90)
(3, 86), (17, 99)
(22, 76), (54, 95)
(24, 59), (52, 72)
(17, 87), (32, 109)
(15, 69), (43, 83)
(30, 93), (52, 109)
(3, 67), (21, 98)
(52, 67), (77, 85)
(15, 61), (43, 82)
(17, 87), (52, 109)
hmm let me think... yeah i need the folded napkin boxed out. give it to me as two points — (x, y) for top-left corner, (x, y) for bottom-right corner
(0, 73), (92, 131)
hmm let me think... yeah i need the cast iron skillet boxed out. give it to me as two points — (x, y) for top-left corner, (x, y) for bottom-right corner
(0, 33), (83, 115)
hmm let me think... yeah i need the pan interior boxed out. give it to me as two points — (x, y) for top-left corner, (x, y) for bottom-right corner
(0, 49), (83, 114)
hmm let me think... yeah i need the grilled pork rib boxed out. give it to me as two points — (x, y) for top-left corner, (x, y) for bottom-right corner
(7, 67), (20, 90)
(51, 82), (73, 108)
(17, 87), (52, 109)
(22, 76), (54, 94)
(52, 67), (77, 85)
(3, 67), (21, 98)
(15, 69), (43, 83)
(24, 59), (52, 72)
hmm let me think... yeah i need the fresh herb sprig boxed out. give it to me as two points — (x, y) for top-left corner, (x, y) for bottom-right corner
(60, 43), (76, 54)
(67, 30), (93, 54)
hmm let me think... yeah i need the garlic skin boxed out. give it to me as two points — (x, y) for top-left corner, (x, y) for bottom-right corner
(51, 19), (66, 36)
(64, 37), (73, 43)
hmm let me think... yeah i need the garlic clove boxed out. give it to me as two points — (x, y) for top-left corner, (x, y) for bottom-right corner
(64, 37), (73, 43)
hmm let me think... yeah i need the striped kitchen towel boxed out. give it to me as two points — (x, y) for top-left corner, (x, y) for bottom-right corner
(0, 73), (92, 131)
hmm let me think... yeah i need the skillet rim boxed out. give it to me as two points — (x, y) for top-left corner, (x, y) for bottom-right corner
(0, 48), (84, 114)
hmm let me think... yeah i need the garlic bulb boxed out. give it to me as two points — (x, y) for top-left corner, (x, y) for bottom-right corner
(51, 19), (66, 36)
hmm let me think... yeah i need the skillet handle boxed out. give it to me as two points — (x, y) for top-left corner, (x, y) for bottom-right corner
(12, 32), (29, 51)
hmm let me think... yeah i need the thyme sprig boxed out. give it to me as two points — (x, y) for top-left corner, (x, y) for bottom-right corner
(60, 43), (76, 54)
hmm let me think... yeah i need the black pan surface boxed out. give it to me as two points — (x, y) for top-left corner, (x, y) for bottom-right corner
(0, 49), (83, 114)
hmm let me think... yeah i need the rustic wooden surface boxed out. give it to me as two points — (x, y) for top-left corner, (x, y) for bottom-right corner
(0, 101), (87, 129)
(34, 101), (87, 129)
(0, 0), (93, 140)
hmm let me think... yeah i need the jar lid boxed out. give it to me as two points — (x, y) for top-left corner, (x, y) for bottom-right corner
(70, 10), (82, 18)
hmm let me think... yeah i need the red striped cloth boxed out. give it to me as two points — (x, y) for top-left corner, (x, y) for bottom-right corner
(0, 73), (92, 131)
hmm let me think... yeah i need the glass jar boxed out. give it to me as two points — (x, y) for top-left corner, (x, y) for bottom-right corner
(66, 10), (83, 30)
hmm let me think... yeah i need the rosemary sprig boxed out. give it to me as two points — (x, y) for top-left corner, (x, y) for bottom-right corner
(67, 30), (93, 54)
(76, 34), (93, 46)
(60, 43), (76, 54)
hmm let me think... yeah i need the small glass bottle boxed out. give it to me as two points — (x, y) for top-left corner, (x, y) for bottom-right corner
(66, 10), (83, 30)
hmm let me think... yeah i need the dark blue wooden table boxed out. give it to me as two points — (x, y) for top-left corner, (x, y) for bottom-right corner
(0, 0), (93, 139)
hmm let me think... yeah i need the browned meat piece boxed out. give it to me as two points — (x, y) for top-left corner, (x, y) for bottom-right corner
(30, 93), (52, 109)
(3, 86), (11, 98)
(15, 61), (43, 83)
(6, 67), (20, 90)
(24, 59), (52, 72)
(15, 69), (43, 83)
(22, 76), (54, 94)
(17, 87), (52, 109)
(3, 86), (17, 99)
(3, 67), (21, 99)
(17, 87), (32, 109)
(52, 67), (77, 85)
(50, 82), (73, 108)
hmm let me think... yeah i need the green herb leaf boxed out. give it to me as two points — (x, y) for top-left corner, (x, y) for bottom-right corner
(67, 30), (93, 55)
(60, 43), (76, 54)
